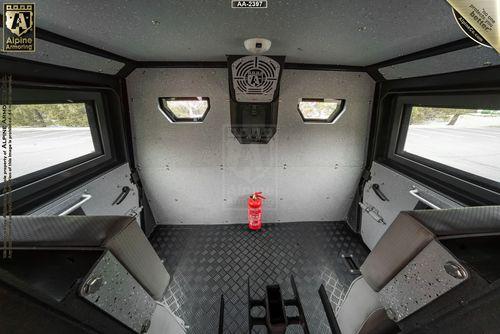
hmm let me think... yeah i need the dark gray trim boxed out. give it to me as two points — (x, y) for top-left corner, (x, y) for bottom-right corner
(0, 54), (116, 81)
(365, 68), (385, 82)
(284, 63), (365, 72)
(365, 83), (382, 171)
(117, 62), (139, 79)
(367, 38), (476, 70)
(137, 61), (227, 68)
(133, 61), (367, 71)
(35, 28), (132, 64)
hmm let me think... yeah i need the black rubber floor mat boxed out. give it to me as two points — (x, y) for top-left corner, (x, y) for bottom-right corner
(149, 222), (368, 333)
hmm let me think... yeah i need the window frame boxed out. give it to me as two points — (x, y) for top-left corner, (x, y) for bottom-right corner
(158, 97), (210, 123)
(386, 91), (500, 199)
(297, 98), (346, 123)
(0, 84), (115, 204)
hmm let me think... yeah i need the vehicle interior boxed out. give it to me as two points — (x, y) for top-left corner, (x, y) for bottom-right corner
(0, 1), (499, 333)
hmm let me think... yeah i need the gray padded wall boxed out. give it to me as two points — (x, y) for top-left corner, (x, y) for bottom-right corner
(127, 68), (374, 225)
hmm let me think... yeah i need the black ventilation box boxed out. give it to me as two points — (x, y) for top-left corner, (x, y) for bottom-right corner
(227, 55), (285, 144)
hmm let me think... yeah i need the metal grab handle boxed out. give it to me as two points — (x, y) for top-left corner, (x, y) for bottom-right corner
(58, 194), (92, 216)
(372, 183), (389, 201)
(409, 189), (441, 209)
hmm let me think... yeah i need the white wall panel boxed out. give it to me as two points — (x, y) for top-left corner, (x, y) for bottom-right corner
(127, 68), (374, 224)
(361, 162), (463, 249)
(29, 164), (141, 224)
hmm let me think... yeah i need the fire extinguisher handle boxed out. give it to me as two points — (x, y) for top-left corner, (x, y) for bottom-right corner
(253, 192), (266, 200)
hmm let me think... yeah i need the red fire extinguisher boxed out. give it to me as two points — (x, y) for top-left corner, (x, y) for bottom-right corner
(248, 192), (265, 231)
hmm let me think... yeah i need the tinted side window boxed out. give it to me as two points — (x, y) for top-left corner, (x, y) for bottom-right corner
(400, 106), (500, 183)
(0, 85), (119, 213)
(384, 91), (500, 205)
(7, 102), (100, 180)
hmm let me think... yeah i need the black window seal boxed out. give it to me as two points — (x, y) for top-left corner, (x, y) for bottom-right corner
(384, 90), (500, 204)
(0, 82), (117, 212)
(158, 97), (210, 123)
(297, 98), (346, 123)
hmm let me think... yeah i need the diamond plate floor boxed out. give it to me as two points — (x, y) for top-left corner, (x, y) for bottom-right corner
(149, 222), (369, 334)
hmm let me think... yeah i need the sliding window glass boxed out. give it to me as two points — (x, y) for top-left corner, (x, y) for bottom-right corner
(401, 106), (500, 183)
(6, 102), (100, 179)
(0, 85), (115, 210)
(387, 92), (500, 203)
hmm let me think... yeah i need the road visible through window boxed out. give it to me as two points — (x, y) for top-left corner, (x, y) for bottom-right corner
(1, 103), (95, 179)
(403, 107), (500, 182)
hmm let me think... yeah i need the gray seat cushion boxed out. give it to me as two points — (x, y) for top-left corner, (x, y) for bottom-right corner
(0, 215), (169, 300)
(103, 218), (170, 300)
(360, 212), (435, 292)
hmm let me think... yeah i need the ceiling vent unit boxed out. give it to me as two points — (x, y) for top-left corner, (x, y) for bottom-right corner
(227, 54), (285, 144)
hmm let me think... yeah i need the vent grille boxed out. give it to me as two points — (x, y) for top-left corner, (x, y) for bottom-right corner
(231, 55), (280, 103)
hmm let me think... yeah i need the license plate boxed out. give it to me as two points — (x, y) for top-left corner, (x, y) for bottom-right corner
(231, 1), (268, 9)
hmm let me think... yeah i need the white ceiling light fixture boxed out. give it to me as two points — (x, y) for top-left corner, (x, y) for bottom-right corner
(244, 38), (272, 54)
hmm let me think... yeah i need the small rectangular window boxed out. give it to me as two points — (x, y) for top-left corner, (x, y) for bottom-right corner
(5, 103), (97, 180)
(297, 98), (345, 123)
(400, 106), (500, 183)
(158, 97), (210, 122)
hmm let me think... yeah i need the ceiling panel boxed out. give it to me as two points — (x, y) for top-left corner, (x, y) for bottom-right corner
(30, 0), (465, 66)
(379, 46), (500, 80)
(0, 39), (124, 74)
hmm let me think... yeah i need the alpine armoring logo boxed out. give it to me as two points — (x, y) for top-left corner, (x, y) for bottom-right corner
(231, 55), (280, 103)
(2, 3), (35, 52)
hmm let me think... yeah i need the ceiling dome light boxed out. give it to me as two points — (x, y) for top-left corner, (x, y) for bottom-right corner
(244, 38), (272, 54)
